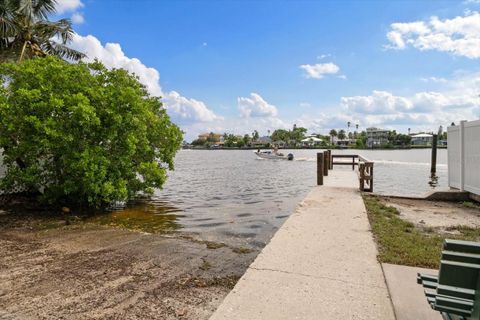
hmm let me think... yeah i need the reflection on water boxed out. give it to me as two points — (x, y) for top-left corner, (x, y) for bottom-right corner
(429, 173), (439, 188)
(88, 200), (183, 233)
(109, 149), (449, 249)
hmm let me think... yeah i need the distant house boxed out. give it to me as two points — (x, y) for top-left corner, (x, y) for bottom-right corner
(411, 133), (433, 146)
(273, 140), (286, 148)
(301, 137), (322, 147)
(366, 127), (389, 148)
(252, 136), (272, 147)
(335, 138), (353, 147)
(197, 132), (222, 142)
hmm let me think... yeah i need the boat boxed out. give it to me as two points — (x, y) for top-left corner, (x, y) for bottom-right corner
(255, 151), (294, 160)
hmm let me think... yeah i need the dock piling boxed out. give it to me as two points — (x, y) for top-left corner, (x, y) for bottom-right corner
(323, 151), (329, 176)
(317, 153), (324, 186)
(328, 150), (332, 170)
(431, 134), (437, 174)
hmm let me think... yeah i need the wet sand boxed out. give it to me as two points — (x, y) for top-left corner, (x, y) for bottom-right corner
(0, 212), (256, 320)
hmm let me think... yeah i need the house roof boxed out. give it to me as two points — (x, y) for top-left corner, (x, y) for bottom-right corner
(412, 133), (433, 138)
(301, 137), (322, 142)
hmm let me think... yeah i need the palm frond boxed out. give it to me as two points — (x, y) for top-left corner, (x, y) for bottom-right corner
(42, 40), (85, 61)
(33, 19), (74, 44)
(33, 0), (57, 19)
(15, 0), (57, 21)
(0, 1), (17, 40)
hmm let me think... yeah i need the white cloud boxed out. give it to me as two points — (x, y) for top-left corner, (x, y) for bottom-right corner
(463, 0), (480, 4)
(341, 90), (413, 114)
(71, 12), (84, 24)
(56, 0), (84, 13)
(299, 62), (340, 79)
(317, 54), (331, 60)
(420, 76), (447, 83)
(69, 34), (221, 125)
(238, 93), (278, 118)
(163, 91), (222, 123)
(337, 71), (480, 132)
(386, 12), (480, 59)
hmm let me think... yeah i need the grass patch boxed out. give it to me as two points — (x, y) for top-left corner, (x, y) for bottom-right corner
(462, 201), (480, 210)
(363, 195), (480, 269)
(232, 246), (254, 254)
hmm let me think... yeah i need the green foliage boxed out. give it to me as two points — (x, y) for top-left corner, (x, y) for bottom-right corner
(191, 139), (206, 146)
(337, 129), (346, 140)
(270, 124), (307, 146)
(270, 129), (289, 142)
(387, 130), (411, 146)
(0, 0), (85, 62)
(251, 130), (259, 141)
(223, 133), (246, 148)
(0, 57), (182, 207)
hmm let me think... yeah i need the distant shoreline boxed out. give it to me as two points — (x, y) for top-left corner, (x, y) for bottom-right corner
(182, 146), (447, 151)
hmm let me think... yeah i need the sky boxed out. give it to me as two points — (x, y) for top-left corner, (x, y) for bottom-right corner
(55, 0), (480, 141)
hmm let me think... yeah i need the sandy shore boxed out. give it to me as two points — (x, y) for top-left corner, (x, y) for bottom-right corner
(0, 213), (256, 320)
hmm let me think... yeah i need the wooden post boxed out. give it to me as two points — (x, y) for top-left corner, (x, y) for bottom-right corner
(317, 153), (324, 186)
(328, 150), (333, 169)
(352, 155), (355, 170)
(369, 164), (374, 192)
(431, 134), (438, 174)
(323, 151), (329, 176)
(359, 163), (365, 191)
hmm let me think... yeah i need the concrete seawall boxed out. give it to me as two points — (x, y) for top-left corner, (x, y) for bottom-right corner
(210, 170), (395, 319)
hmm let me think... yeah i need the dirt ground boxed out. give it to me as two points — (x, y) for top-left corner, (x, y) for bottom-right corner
(0, 209), (257, 320)
(380, 196), (480, 230)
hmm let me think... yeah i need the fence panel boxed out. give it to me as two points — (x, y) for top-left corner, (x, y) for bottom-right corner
(447, 126), (461, 189)
(464, 120), (480, 195)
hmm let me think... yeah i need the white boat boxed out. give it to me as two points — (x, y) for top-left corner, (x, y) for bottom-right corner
(255, 151), (294, 160)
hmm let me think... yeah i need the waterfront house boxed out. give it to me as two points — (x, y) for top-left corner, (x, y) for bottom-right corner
(411, 133), (433, 146)
(366, 127), (389, 148)
(197, 132), (222, 143)
(273, 140), (286, 148)
(301, 137), (322, 147)
(252, 136), (272, 147)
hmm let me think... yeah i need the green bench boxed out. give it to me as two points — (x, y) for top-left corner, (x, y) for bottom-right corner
(417, 239), (480, 320)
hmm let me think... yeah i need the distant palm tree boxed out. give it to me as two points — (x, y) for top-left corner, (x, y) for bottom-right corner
(347, 121), (351, 131)
(0, 0), (85, 62)
(355, 124), (359, 131)
(329, 129), (337, 144)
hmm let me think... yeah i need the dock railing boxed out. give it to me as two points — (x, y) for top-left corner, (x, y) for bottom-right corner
(358, 155), (374, 192)
(317, 151), (374, 192)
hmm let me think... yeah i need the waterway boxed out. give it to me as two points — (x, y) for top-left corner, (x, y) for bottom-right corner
(115, 149), (448, 249)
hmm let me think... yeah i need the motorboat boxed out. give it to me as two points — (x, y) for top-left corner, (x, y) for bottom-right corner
(255, 150), (294, 160)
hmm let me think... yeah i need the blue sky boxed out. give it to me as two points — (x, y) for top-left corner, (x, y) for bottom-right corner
(56, 0), (480, 140)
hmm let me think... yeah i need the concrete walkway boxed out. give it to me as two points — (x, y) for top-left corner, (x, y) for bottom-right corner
(210, 170), (395, 320)
(383, 263), (440, 320)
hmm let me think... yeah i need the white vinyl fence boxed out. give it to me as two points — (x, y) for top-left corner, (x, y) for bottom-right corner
(448, 120), (480, 195)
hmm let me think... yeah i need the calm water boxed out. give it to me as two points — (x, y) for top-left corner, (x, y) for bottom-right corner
(0, 149), (448, 248)
(121, 149), (448, 248)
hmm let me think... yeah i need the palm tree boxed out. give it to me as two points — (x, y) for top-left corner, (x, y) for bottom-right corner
(329, 129), (337, 144)
(0, 0), (85, 62)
